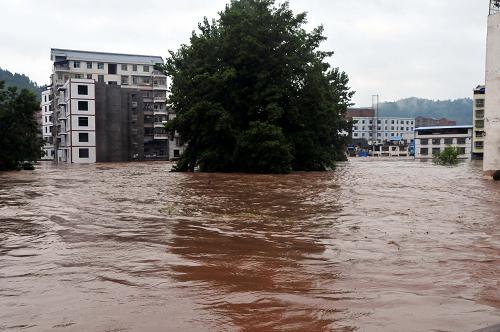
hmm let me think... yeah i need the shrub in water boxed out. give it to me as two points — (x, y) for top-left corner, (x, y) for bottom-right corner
(434, 146), (460, 166)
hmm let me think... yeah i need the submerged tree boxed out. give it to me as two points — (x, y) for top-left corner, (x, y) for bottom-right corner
(434, 146), (460, 166)
(0, 81), (42, 171)
(164, 0), (354, 173)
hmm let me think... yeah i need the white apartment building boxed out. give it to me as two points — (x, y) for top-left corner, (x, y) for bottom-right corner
(351, 117), (415, 144)
(48, 48), (185, 163)
(40, 88), (54, 160)
(414, 126), (473, 160)
(56, 79), (97, 163)
(472, 85), (485, 159)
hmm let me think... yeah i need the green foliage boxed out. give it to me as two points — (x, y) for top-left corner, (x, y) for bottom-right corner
(0, 81), (42, 171)
(0, 68), (45, 101)
(433, 146), (460, 166)
(164, 0), (353, 173)
(379, 97), (472, 126)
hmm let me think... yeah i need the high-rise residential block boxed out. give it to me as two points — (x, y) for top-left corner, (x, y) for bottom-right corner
(46, 48), (185, 163)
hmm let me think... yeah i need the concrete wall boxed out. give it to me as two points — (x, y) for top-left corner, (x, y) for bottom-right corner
(95, 84), (145, 162)
(484, 13), (500, 176)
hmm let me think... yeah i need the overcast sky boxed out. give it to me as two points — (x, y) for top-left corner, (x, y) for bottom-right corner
(0, 0), (490, 106)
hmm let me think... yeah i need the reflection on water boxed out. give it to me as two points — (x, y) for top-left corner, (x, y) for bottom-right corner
(0, 160), (499, 331)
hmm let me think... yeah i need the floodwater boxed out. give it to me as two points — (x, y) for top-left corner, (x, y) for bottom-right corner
(0, 160), (499, 332)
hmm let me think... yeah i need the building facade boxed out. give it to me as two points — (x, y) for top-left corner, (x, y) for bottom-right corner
(414, 126), (473, 160)
(40, 88), (54, 160)
(48, 48), (185, 163)
(351, 116), (415, 144)
(415, 116), (457, 128)
(484, 2), (500, 177)
(472, 85), (486, 159)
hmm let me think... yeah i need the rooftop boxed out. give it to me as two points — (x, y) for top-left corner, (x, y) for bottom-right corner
(51, 48), (164, 65)
(415, 125), (473, 131)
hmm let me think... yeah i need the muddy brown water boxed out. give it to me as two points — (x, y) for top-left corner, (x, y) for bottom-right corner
(0, 160), (499, 332)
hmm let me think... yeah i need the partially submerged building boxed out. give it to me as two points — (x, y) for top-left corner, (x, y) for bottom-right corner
(484, 1), (500, 177)
(472, 85), (486, 160)
(47, 48), (185, 163)
(414, 125), (473, 160)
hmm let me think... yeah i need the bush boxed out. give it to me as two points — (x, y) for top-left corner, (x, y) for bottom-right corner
(493, 170), (500, 181)
(434, 146), (460, 166)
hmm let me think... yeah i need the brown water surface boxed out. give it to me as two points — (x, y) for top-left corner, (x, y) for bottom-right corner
(0, 160), (499, 331)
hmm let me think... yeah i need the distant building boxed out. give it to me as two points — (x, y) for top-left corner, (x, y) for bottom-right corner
(472, 85), (485, 159)
(47, 48), (186, 163)
(346, 107), (375, 120)
(415, 116), (457, 128)
(351, 116), (415, 145)
(40, 88), (54, 160)
(484, 1), (500, 177)
(414, 125), (473, 160)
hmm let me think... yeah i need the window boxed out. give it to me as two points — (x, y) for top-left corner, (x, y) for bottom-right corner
(87, 62), (92, 69)
(385, 120), (388, 124)
(353, 126), (358, 131)
(98, 75), (104, 83)
(87, 74), (92, 79)
(406, 127), (409, 131)
(79, 148), (89, 158)
(77, 85), (88, 95)
(173, 149), (180, 158)
(108, 63), (117, 74)
(78, 101), (89, 111)
(476, 131), (484, 138)
(391, 120), (395, 124)
(121, 64), (128, 71)
(132, 64), (137, 71)
(108, 81), (117, 85)
(476, 110), (484, 118)
(121, 76), (129, 85)
(432, 138), (441, 145)
(391, 126), (394, 130)
(457, 138), (466, 145)
(391, 133), (395, 137)
(476, 99), (485, 108)
(353, 133), (358, 137)
(78, 117), (88, 127)
(475, 141), (484, 149)
(74, 74), (84, 79)
(432, 148), (441, 155)
(444, 138), (453, 145)
(79, 133), (89, 142)
(98, 63), (104, 69)
(143, 65), (149, 72)
(73, 61), (80, 68)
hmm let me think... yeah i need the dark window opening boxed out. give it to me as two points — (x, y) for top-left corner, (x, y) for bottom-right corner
(108, 63), (117, 74)
(78, 101), (89, 111)
(77, 85), (88, 95)
(79, 133), (89, 142)
(78, 117), (88, 127)
(79, 148), (89, 158)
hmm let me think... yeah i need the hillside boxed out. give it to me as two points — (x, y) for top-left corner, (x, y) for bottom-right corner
(378, 97), (472, 125)
(0, 68), (45, 100)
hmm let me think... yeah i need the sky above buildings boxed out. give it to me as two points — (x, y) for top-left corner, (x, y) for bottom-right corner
(0, 0), (490, 106)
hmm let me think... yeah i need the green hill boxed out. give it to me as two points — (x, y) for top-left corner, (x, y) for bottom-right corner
(0, 67), (45, 100)
(378, 97), (472, 125)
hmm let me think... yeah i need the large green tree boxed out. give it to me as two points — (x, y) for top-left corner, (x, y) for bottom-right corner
(164, 0), (354, 173)
(0, 81), (42, 171)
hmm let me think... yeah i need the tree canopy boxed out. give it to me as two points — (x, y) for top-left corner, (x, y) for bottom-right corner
(0, 81), (42, 171)
(164, 0), (354, 173)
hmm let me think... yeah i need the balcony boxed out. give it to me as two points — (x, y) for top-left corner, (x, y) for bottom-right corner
(154, 121), (167, 128)
(154, 134), (168, 139)
(153, 97), (167, 103)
